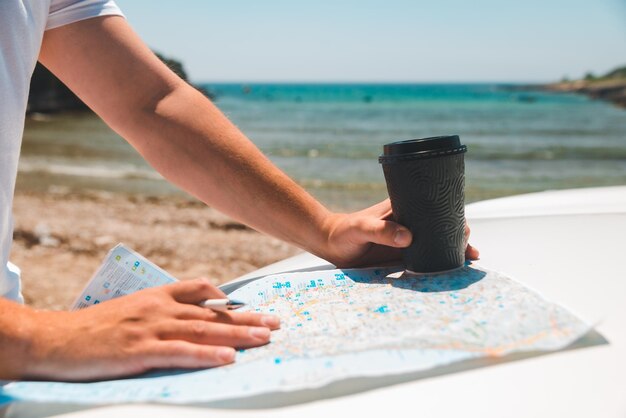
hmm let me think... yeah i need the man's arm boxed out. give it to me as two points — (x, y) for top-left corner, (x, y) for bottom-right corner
(38, 15), (429, 267)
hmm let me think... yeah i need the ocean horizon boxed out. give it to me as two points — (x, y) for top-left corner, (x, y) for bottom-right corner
(19, 82), (626, 210)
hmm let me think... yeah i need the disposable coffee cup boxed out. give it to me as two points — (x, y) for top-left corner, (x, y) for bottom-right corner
(379, 135), (467, 273)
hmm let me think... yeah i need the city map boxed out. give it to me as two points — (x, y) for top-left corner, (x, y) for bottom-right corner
(0, 262), (590, 405)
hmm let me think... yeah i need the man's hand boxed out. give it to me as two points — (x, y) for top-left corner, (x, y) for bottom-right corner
(321, 199), (480, 268)
(13, 280), (279, 381)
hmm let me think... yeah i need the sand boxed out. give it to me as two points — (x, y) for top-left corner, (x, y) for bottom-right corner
(10, 190), (300, 311)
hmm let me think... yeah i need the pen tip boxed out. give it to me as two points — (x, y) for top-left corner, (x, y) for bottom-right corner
(228, 299), (246, 305)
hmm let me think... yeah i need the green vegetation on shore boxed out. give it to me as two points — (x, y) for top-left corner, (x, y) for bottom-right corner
(548, 65), (626, 108)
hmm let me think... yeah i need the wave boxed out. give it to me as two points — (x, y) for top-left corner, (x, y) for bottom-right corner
(18, 160), (163, 181)
(298, 179), (387, 190)
(264, 145), (626, 161)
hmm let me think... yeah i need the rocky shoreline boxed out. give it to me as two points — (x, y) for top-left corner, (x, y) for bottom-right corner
(544, 78), (626, 108)
(501, 65), (626, 109)
(539, 65), (626, 109)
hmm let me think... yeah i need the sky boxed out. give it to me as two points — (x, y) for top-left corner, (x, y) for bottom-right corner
(116, 0), (626, 83)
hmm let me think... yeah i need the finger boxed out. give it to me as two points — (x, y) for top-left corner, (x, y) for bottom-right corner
(142, 341), (236, 370)
(361, 199), (393, 219)
(165, 278), (226, 304)
(465, 243), (480, 260)
(462, 222), (469, 245)
(174, 305), (281, 330)
(159, 320), (272, 348)
(353, 217), (412, 248)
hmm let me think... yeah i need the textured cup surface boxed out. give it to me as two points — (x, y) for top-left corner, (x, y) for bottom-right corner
(380, 136), (466, 273)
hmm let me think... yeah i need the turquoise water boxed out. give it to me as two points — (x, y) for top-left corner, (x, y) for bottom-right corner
(19, 83), (626, 210)
(203, 83), (626, 207)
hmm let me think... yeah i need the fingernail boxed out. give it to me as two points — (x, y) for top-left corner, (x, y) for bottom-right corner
(218, 347), (235, 363)
(394, 228), (411, 246)
(249, 327), (270, 340)
(261, 315), (280, 328)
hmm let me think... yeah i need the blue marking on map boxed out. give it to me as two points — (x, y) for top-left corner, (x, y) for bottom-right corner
(272, 282), (285, 289)
(373, 305), (389, 313)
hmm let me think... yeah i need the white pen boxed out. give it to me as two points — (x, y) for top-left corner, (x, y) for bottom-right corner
(200, 298), (246, 311)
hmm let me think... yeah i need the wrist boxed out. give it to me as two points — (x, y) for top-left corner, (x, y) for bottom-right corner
(310, 211), (344, 264)
(0, 304), (39, 380)
(20, 310), (75, 380)
(276, 198), (337, 262)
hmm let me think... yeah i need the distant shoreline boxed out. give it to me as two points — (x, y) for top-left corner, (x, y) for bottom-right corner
(542, 79), (626, 109)
(533, 65), (626, 109)
(500, 79), (626, 109)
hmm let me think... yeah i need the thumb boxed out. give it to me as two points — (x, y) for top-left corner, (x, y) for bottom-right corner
(354, 218), (412, 248)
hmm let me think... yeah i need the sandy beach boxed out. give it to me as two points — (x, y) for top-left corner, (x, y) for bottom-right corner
(11, 190), (300, 311)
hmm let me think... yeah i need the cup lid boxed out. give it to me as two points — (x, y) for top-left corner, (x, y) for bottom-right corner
(379, 135), (466, 163)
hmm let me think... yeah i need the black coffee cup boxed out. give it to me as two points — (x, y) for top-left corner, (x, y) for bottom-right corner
(379, 135), (467, 273)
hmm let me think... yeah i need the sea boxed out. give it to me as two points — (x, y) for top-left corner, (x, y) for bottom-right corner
(19, 83), (626, 211)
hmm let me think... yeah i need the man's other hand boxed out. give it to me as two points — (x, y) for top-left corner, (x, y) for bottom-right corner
(20, 279), (279, 381)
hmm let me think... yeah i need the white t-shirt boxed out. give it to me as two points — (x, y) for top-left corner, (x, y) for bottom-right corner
(0, 0), (123, 302)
